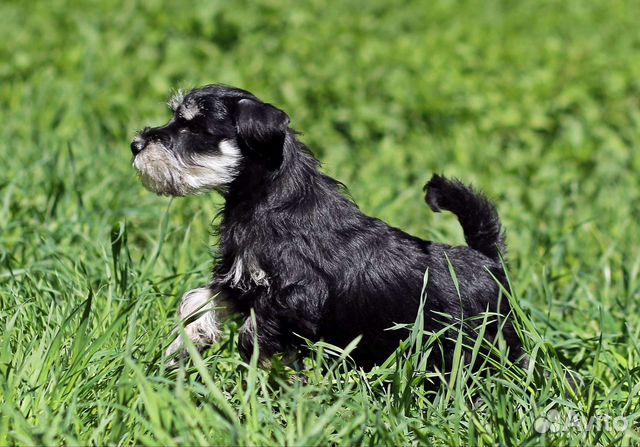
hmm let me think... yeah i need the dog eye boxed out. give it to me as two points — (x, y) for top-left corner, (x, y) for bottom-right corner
(189, 121), (216, 136)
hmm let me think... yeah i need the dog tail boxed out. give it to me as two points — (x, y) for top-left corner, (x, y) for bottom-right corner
(424, 174), (506, 261)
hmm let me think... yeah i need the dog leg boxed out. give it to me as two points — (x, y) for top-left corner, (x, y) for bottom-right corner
(237, 314), (285, 367)
(236, 285), (325, 366)
(165, 286), (226, 365)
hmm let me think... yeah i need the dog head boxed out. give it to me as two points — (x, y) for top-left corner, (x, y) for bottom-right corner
(131, 85), (290, 196)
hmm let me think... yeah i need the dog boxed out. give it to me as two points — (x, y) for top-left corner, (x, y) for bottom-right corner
(131, 84), (523, 371)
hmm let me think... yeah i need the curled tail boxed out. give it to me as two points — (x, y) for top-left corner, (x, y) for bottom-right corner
(424, 174), (506, 261)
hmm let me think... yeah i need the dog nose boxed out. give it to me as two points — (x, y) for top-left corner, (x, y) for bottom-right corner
(131, 138), (146, 155)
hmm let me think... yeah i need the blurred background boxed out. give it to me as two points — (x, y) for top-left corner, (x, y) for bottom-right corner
(1, 0), (639, 444)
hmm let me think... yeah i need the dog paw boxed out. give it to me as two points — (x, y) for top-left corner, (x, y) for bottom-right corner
(165, 336), (187, 368)
(165, 287), (222, 367)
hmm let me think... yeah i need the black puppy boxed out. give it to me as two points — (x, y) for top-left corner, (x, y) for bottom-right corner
(131, 85), (522, 370)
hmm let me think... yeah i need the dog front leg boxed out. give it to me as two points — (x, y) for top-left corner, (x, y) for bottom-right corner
(165, 286), (227, 364)
(237, 314), (286, 366)
(236, 285), (324, 365)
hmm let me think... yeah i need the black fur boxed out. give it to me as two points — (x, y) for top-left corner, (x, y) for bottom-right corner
(134, 85), (523, 371)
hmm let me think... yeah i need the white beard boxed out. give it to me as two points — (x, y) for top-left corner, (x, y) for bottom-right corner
(133, 139), (241, 196)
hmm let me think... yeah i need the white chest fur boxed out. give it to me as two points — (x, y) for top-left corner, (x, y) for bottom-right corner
(219, 255), (270, 291)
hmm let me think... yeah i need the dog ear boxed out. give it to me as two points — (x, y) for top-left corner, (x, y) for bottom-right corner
(235, 98), (290, 169)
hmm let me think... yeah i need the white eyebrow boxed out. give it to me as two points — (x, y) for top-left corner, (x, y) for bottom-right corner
(181, 98), (200, 120)
(168, 90), (185, 111)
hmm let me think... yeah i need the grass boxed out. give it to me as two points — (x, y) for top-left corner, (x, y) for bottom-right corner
(1, 0), (640, 444)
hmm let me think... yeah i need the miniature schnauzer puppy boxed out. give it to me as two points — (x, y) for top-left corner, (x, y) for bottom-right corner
(131, 85), (522, 370)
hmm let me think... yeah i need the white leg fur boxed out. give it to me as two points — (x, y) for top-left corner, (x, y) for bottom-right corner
(166, 287), (225, 364)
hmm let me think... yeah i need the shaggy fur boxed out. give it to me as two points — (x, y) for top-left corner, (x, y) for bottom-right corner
(131, 84), (523, 370)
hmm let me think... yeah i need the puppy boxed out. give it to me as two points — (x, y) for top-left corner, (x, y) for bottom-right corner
(131, 85), (522, 370)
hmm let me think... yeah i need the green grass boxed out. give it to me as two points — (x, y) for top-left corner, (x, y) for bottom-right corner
(1, 0), (640, 444)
